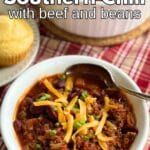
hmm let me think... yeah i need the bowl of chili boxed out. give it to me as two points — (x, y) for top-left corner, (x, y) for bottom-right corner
(0, 55), (149, 150)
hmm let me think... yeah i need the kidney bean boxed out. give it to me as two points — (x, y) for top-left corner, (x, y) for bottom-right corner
(29, 105), (45, 115)
(122, 127), (138, 134)
(13, 120), (22, 132)
(22, 97), (33, 109)
(55, 80), (66, 89)
(68, 88), (81, 101)
(46, 107), (58, 123)
(68, 92), (78, 101)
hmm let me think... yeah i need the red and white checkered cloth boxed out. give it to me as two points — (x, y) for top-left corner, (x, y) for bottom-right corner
(0, 24), (150, 149)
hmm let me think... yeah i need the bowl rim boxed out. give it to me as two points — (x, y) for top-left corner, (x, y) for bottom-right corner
(0, 55), (149, 150)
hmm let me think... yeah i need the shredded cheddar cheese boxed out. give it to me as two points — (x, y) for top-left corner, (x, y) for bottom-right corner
(64, 76), (73, 96)
(75, 100), (87, 122)
(33, 101), (61, 107)
(57, 106), (67, 129)
(97, 133), (115, 142)
(104, 96), (110, 111)
(108, 104), (118, 109)
(72, 119), (99, 150)
(98, 141), (108, 150)
(85, 96), (96, 104)
(43, 79), (64, 98)
(64, 113), (74, 143)
(79, 100), (87, 120)
(66, 96), (78, 112)
(72, 120), (99, 142)
(33, 100), (67, 129)
(95, 96), (111, 135)
(95, 111), (108, 135)
(106, 121), (117, 130)
(55, 97), (68, 105)
(33, 76), (118, 150)
(89, 116), (95, 122)
(72, 120), (99, 149)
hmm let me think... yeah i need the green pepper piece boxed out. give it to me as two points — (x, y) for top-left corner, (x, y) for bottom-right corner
(60, 74), (66, 80)
(74, 118), (86, 129)
(36, 93), (51, 101)
(80, 91), (89, 100)
(79, 118), (86, 125)
(35, 144), (42, 150)
(95, 115), (101, 120)
(74, 122), (82, 129)
(50, 129), (57, 136)
(72, 107), (80, 113)
(83, 135), (89, 141)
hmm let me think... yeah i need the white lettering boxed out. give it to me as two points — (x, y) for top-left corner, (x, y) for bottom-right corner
(39, 7), (68, 19)
(4, 0), (146, 5)
(4, 0), (16, 4)
(30, 0), (41, 5)
(103, 0), (115, 5)
(83, 0), (96, 4)
(102, 0), (145, 5)
(8, 8), (34, 19)
(17, 0), (29, 5)
(44, 0), (51, 4)
(63, 0), (72, 5)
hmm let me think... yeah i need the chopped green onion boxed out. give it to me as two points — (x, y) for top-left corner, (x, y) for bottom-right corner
(74, 103), (79, 108)
(66, 89), (71, 93)
(80, 91), (89, 100)
(74, 122), (82, 129)
(50, 129), (57, 136)
(36, 93), (51, 101)
(87, 115), (91, 118)
(74, 118), (86, 129)
(60, 74), (66, 80)
(35, 144), (42, 150)
(72, 108), (80, 113)
(63, 105), (67, 109)
(83, 135), (89, 141)
(95, 115), (100, 120)
(79, 118), (86, 125)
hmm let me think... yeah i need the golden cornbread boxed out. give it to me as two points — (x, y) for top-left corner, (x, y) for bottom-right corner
(0, 15), (34, 66)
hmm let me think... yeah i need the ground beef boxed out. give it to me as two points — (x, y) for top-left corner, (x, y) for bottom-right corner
(14, 74), (137, 150)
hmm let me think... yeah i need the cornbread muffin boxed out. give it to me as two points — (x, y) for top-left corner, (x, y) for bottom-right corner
(0, 15), (34, 66)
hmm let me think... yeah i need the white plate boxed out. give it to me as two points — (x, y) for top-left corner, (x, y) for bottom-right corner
(0, 3), (40, 87)
(0, 56), (149, 150)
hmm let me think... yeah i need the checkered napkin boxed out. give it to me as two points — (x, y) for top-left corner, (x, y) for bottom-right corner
(0, 24), (150, 149)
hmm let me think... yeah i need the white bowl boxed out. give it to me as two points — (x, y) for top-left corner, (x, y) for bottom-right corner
(0, 55), (149, 150)
(40, 2), (150, 38)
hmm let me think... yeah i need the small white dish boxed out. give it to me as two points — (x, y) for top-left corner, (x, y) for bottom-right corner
(0, 2), (40, 87)
(0, 55), (149, 150)
(40, 1), (150, 38)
